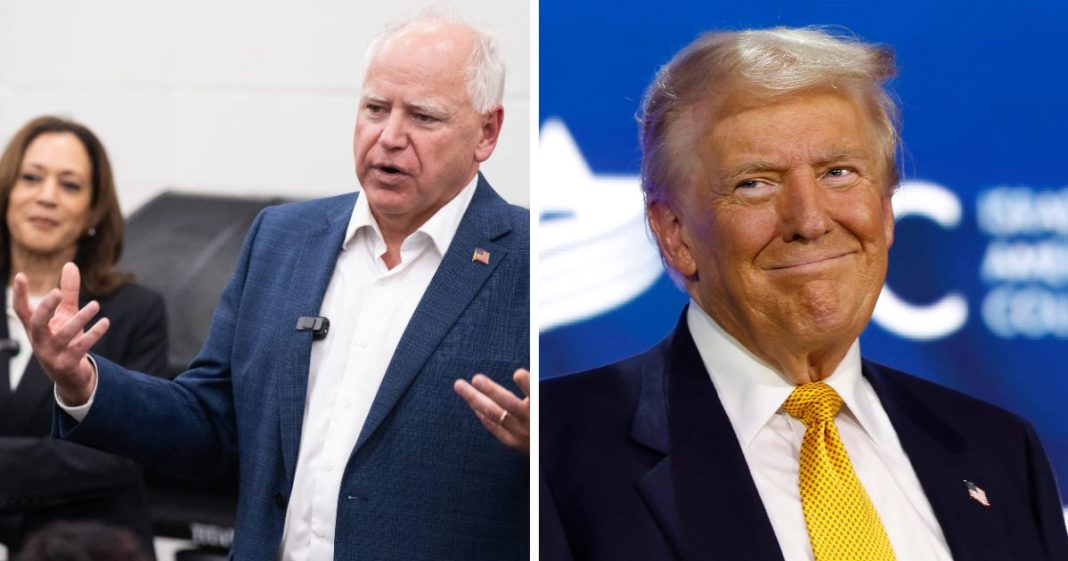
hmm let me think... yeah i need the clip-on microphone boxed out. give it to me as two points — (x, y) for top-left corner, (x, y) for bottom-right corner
(296, 317), (330, 340)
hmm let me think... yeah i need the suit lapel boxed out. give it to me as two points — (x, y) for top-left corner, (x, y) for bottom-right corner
(864, 362), (1009, 561)
(5, 358), (53, 434)
(633, 315), (784, 561)
(352, 175), (511, 453)
(277, 197), (351, 479)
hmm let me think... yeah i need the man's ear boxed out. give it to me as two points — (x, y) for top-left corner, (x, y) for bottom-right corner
(882, 192), (895, 249)
(474, 106), (504, 163)
(647, 200), (697, 278)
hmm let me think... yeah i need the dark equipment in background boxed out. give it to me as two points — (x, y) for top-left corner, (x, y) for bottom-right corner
(119, 192), (295, 557)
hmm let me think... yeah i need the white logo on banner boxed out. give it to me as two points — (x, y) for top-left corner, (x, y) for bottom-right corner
(872, 180), (968, 340)
(538, 120), (662, 331)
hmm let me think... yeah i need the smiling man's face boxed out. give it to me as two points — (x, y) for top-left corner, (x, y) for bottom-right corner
(353, 23), (499, 237)
(649, 89), (895, 370)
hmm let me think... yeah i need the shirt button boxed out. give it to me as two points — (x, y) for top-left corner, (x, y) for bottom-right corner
(274, 492), (286, 507)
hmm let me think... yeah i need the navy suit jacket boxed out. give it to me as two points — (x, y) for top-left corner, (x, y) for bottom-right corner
(57, 176), (529, 560)
(541, 311), (1068, 561)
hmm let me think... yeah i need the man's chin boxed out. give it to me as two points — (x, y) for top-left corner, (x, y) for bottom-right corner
(361, 187), (413, 212)
(786, 309), (869, 350)
(764, 290), (869, 343)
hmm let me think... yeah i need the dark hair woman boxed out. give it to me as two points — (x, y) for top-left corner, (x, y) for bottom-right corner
(0, 116), (167, 558)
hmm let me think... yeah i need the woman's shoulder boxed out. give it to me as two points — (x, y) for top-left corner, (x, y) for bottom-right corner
(94, 280), (166, 314)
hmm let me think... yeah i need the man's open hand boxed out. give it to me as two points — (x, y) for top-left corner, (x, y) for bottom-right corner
(12, 262), (105, 406)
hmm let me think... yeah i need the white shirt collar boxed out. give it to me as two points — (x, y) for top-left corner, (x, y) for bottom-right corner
(686, 301), (890, 451)
(342, 173), (480, 257)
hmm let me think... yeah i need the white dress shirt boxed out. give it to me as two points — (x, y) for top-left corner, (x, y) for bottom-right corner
(278, 176), (477, 561)
(686, 302), (954, 561)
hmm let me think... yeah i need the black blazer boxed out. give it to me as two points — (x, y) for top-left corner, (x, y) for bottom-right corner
(0, 281), (167, 554)
(541, 311), (1068, 561)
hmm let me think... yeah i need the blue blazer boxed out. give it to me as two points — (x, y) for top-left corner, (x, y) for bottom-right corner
(58, 176), (529, 560)
(541, 310), (1068, 561)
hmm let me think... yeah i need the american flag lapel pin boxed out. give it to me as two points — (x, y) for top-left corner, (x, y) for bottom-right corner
(964, 480), (991, 508)
(472, 247), (490, 265)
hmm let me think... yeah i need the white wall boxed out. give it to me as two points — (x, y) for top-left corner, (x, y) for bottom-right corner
(0, 0), (530, 214)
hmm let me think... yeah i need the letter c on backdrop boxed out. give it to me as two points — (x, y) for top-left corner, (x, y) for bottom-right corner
(872, 180), (968, 341)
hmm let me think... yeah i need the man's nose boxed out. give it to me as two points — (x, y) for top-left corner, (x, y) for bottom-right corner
(778, 173), (832, 242)
(378, 112), (409, 150)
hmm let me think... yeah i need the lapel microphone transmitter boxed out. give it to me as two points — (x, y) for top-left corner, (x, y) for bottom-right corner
(296, 316), (330, 340)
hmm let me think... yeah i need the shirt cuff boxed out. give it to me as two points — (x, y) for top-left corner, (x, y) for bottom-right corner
(54, 355), (98, 423)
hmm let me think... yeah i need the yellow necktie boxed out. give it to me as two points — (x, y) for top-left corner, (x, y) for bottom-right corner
(783, 382), (896, 561)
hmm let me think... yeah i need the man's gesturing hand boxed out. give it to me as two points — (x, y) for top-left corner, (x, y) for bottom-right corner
(454, 369), (530, 455)
(12, 262), (107, 406)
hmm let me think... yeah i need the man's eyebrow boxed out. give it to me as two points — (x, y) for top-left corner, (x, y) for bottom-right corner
(406, 100), (448, 116)
(720, 149), (872, 182)
(361, 92), (388, 105)
(358, 93), (447, 117)
(720, 159), (784, 182)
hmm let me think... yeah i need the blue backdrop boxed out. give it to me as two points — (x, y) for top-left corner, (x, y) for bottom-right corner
(539, 0), (1068, 509)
